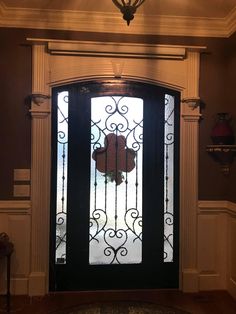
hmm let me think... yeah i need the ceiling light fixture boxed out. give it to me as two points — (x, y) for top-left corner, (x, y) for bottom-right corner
(112, 0), (145, 25)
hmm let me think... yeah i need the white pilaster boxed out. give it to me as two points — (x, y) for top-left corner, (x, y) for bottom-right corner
(180, 110), (200, 292)
(179, 51), (201, 292)
(29, 44), (51, 296)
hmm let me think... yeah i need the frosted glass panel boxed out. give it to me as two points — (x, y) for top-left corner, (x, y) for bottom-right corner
(89, 96), (143, 265)
(164, 94), (175, 262)
(55, 91), (68, 264)
(53, 90), (176, 266)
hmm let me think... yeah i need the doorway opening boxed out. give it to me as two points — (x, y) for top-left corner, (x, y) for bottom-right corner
(50, 80), (180, 291)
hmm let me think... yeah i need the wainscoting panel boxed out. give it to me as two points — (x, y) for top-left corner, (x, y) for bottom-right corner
(0, 201), (31, 295)
(0, 200), (235, 296)
(198, 201), (236, 297)
(198, 215), (218, 272)
(229, 217), (236, 299)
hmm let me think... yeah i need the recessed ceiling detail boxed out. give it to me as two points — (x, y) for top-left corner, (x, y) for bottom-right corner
(0, 0), (236, 37)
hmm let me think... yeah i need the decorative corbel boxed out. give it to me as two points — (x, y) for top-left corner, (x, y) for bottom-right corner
(30, 93), (50, 106)
(182, 97), (200, 110)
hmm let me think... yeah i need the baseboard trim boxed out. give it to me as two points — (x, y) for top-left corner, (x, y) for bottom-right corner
(11, 278), (29, 295)
(228, 278), (236, 299)
(198, 273), (224, 291)
(0, 278), (28, 295)
(182, 269), (199, 292)
(28, 272), (46, 296)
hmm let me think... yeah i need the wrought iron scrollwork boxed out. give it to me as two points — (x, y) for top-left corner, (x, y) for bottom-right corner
(54, 92), (176, 265)
(89, 96), (143, 264)
(164, 94), (175, 262)
(55, 92), (68, 264)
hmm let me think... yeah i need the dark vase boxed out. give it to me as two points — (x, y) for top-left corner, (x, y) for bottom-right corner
(211, 112), (235, 145)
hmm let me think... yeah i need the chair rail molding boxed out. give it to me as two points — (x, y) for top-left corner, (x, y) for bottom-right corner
(0, 200), (31, 212)
(28, 39), (203, 295)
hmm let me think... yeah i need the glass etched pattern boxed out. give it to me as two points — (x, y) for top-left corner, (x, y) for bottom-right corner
(164, 94), (175, 262)
(55, 91), (68, 264)
(89, 96), (143, 265)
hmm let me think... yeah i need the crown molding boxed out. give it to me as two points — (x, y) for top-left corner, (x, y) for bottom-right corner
(0, 1), (235, 38)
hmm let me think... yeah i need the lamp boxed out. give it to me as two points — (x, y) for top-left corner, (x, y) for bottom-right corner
(206, 145), (236, 175)
(206, 112), (236, 175)
(112, 0), (145, 25)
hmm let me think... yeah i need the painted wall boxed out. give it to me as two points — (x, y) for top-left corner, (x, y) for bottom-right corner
(226, 32), (236, 202)
(0, 27), (235, 200)
(199, 39), (236, 201)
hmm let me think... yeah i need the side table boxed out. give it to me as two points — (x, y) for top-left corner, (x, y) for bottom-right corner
(0, 233), (14, 313)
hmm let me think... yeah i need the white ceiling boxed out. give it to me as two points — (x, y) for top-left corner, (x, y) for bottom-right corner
(1, 0), (236, 37)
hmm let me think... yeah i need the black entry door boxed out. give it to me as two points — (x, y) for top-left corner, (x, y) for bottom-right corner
(50, 80), (179, 291)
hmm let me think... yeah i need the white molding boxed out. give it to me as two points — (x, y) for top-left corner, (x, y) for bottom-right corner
(29, 44), (51, 296)
(198, 200), (236, 296)
(27, 39), (206, 60)
(11, 278), (29, 295)
(0, 200), (31, 209)
(198, 200), (236, 216)
(226, 6), (236, 37)
(30, 93), (50, 106)
(28, 272), (46, 296)
(13, 185), (30, 197)
(182, 269), (199, 292)
(28, 39), (201, 295)
(179, 50), (201, 292)
(29, 109), (51, 117)
(227, 201), (236, 214)
(0, 200), (31, 213)
(180, 112), (200, 292)
(199, 273), (222, 291)
(228, 278), (236, 299)
(182, 97), (201, 110)
(14, 169), (30, 181)
(0, 278), (29, 295)
(48, 41), (188, 60)
(0, 1), (235, 38)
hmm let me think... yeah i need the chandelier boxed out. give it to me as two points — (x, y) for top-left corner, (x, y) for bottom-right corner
(112, 0), (146, 25)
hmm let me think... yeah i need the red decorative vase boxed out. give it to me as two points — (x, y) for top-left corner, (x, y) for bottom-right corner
(211, 113), (235, 145)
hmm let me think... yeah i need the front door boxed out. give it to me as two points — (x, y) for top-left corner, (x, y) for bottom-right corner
(50, 80), (179, 291)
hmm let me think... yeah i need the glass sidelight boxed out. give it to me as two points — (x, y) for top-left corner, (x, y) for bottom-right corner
(164, 94), (175, 262)
(55, 91), (68, 264)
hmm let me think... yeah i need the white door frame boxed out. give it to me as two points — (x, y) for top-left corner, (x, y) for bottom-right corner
(28, 39), (203, 295)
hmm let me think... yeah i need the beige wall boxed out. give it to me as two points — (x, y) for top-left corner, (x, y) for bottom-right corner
(226, 32), (236, 201)
(0, 28), (236, 296)
(0, 28), (236, 201)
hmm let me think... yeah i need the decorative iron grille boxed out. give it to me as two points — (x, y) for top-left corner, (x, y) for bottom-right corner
(55, 91), (68, 264)
(164, 94), (175, 262)
(54, 91), (175, 266)
(89, 96), (143, 265)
